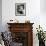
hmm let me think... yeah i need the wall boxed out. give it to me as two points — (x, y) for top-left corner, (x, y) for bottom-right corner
(2, 0), (40, 46)
(2, 0), (46, 46)
(40, 0), (46, 13)
(0, 0), (2, 32)
(2, 0), (40, 30)
(40, 0), (46, 31)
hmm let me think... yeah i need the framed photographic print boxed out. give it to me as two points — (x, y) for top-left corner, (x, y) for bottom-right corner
(15, 3), (26, 16)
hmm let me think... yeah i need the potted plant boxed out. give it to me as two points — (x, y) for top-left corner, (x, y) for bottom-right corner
(36, 25), (45, 46)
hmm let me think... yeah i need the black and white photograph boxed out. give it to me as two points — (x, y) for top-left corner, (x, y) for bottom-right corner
(15, 3), (26, 16)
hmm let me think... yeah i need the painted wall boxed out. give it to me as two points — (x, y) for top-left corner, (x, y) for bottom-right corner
(2, 0), (40, 31)
(2, 0), (46, 46)
(40, 0), (46, 31)
(2, 0), (40, 46)
(0, 0), (2, 32)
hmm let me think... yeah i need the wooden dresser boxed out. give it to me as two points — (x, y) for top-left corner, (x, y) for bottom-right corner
(7, 23), (34, 46)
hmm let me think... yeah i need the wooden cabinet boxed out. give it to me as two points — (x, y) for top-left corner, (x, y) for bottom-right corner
(7, 23), (34, 46)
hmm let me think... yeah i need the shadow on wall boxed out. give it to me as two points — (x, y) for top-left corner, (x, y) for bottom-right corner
(0, 0), (2, 32)
(40, 0), (46, 14)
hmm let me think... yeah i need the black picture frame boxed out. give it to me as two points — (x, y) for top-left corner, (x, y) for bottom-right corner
(15, 3), (26, 16)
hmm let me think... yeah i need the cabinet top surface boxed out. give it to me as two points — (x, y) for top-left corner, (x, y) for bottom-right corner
(7, 23), (34, 25)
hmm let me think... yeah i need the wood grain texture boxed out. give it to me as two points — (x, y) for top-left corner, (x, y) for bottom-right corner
(7, 23), (34, 46)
